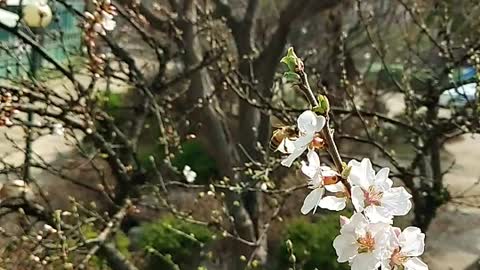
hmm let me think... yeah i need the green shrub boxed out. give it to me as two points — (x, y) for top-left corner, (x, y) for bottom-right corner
(171, 140), (218, 183)
(138, 216), (213, 270)
(277, 214), (350, 270)
(100, 91), (218, 183)
(80, 224), (131, 269)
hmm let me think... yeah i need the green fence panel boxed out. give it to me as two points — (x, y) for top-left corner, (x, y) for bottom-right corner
(0, 0), (84, 77)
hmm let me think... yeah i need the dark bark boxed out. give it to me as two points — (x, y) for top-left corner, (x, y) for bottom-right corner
(180, 2), (256, 268)
(413, 92), (446, 231)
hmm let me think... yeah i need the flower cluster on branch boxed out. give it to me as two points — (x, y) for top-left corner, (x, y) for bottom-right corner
(0, 90), (18, 127)
(83, 0), (117, 74)
(275, 48), (428, 270)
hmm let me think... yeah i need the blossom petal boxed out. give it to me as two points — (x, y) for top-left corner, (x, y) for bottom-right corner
(333, 234), (358, 262)
(364, 205), (394, 224)
(375, 168), (393, 190)
(300, 188), (324, 215)
(381, 187), (413, 216)
(277, 138), (296, 154)
(325, 181), (345, 193)
(183, 165), (197, 183)
(297, 110), (318, 133)
(379, 178), (394, 191)
(348, 158), (375, 188)
(296, 110), (326, 134)
(404, 257), (428, 270)
(351, 186), (366, 212)
(399, 227), (425, 257)
(339, 215), (350, 226)
(314, 114), (326, 131)
(340, 212), (368, 234)
(351, 253), (379, 270)
(281, 146), (306, 167)
(301, 149), (320, 179)
(375, 167), (390, 182)
(320, 165), (337, 176)
(319, 196), (346, 211)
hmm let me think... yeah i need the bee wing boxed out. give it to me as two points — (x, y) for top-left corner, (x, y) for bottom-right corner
(271, 116), (290, 128)
(271, 123), (284, 129)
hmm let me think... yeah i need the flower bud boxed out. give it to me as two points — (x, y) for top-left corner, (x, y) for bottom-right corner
(280, 47), (299, 72)
(313, 95), (330, 115)
(285, 239), (293, 251)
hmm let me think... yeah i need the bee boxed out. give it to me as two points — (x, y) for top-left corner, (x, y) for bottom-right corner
(270, 125), (299, 153)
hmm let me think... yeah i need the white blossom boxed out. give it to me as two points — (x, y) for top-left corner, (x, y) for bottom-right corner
(300, 150), (347, 214)
(383, 227), (428, 270)
(348, 158), (412, 223)
(320, 181), (348, 211)
(281, 110), (325, 167)
(182, 165), (197, 183)
(333, 213), (391, 270)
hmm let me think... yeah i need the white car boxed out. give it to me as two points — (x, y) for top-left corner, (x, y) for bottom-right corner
(439, 82), (477, 108)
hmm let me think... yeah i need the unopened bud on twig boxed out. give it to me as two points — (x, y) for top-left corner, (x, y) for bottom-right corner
(313, 95), (330, 115)
(280, 47), (300, 72)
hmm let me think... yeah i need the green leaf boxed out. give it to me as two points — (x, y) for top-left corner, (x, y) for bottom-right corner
(341, 165), (352, 179)
(313, 95), (330, 115)
(283, 71), (301, 84)
(280, 47), (299, 72)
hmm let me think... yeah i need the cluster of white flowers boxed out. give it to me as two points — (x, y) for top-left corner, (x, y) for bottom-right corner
(334, 213), (427, 270)
(182, 165), (197, 183)
(278, 109), (428, 270)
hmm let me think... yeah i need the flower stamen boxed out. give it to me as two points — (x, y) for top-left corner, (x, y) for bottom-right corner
(357, 232), (375, 253)
(364, 186), (383, 206)
(390, 248), (408, 267)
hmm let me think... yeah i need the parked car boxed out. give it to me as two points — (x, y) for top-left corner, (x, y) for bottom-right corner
(439, 67), (478, 108)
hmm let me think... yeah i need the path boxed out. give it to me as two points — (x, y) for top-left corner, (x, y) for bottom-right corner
(385, 93), (480, 270)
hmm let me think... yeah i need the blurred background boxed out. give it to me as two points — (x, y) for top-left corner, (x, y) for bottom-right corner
(0, 0), (479, 269)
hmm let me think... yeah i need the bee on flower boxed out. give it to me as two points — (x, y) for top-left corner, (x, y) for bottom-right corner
(279, 110), (326, 167)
